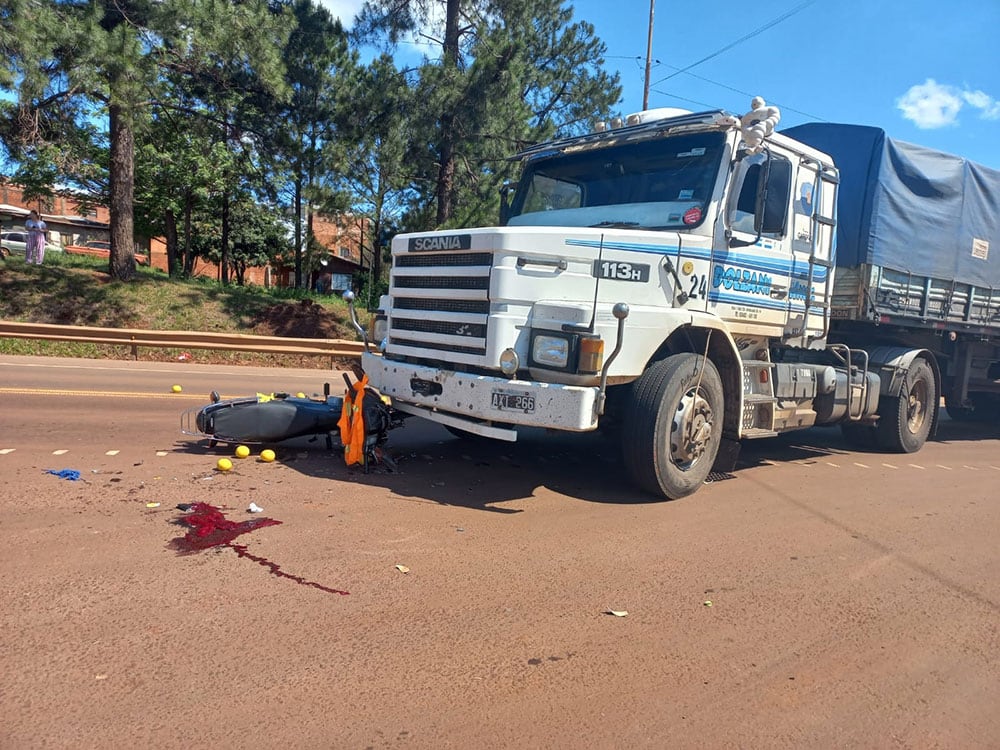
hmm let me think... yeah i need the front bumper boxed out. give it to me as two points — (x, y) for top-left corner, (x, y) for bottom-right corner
(361, 352), (600, 439)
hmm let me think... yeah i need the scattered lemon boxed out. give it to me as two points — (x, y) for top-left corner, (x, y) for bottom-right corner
(234, 445), (250, 459)
(171, 384), (182, 393)
(296, 392), (306, 398)
(260, 449), (276, 463)
(216, 458), (233, 472)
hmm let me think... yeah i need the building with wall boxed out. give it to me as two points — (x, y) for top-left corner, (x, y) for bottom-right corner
(0, 181), (367, 291)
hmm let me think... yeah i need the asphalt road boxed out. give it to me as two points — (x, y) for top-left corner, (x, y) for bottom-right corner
(1, 355), (998, 749)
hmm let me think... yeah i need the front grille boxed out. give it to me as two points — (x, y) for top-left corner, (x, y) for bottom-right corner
(387, 248), (494, 364)
(393, 318), (487, 338)
(395, 275), (490, 290)
(396, 252), (492, 268)
(389, 337), (486, 356)
(395, 297), (490, 315)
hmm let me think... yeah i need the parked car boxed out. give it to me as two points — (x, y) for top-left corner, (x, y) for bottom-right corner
(0, 230), (64, 259)
(63, 238), (148, 264)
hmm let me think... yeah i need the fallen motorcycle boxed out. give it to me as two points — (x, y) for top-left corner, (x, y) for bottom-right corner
(181, 375), (403, 471)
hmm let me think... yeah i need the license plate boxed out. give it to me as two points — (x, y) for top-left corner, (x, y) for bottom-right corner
(491, 390), (535, 413)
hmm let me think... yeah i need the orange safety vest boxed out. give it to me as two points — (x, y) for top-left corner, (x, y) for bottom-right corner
(337, 375), (369, 466)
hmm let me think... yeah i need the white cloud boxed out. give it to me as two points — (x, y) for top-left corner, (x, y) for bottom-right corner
(315, 0), (365, 28)
(897, 78), (1000, 128)
(896, 79), (962, 129)
(961, 89), (1000, 121)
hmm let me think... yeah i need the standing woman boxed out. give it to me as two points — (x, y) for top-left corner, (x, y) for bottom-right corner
(25, 210), (48, 264)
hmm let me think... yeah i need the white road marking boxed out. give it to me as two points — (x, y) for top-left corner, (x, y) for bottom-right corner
(936, 465), (953, 471)
(853, 462), (870, 469)
(52, 449), (68, 455)
(825, 461), (840, 468)
(908, 463), (926, 470)
(881, 463), (898, 469)
(962, 465), (979, 470)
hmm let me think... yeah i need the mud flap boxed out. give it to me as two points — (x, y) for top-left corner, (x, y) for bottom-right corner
(711, 436), (741, 473)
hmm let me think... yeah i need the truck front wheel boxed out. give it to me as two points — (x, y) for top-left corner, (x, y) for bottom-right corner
(623, 353), (724, 500)
(877, 358), (936, 453)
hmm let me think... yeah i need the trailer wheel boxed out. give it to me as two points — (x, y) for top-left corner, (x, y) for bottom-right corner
(623, 353), (723, 499)
(877, 359), (935, 453)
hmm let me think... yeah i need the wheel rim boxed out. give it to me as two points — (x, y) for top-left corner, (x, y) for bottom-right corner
(669, 386), (714, 469)
(906, 378), (928, 433)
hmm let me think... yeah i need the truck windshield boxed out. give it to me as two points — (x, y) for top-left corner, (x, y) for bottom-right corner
(508, 131), (725, 230)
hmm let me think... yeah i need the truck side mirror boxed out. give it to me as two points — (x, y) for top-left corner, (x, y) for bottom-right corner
(498, 181), (516, 225)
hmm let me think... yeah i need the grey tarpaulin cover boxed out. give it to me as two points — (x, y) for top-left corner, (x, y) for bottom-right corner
(781, 123), (1000, 288)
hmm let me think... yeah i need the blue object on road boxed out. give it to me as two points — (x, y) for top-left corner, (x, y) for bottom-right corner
(45, 468), (81, 481)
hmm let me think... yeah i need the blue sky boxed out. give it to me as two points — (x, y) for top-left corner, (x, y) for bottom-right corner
(322, 0), (1000, 169)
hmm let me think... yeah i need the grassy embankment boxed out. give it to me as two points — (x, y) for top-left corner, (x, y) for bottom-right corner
(0, 252), (368, 369)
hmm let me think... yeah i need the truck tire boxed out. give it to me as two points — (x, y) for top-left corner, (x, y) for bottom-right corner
(623, 353), (723, 499)
(876, 359), (935, 453)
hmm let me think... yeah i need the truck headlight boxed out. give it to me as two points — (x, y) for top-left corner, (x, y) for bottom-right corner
(371, 313), (388, 345)
(532, 334), (570, 368)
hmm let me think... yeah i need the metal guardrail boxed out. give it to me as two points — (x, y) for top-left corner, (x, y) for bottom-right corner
(0, 321), (364, 366)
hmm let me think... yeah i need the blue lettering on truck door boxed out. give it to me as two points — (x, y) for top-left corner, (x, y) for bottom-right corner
(712, 265), (772, 296)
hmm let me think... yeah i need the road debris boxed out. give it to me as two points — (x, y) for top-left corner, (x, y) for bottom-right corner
(45, 468), (80, 481)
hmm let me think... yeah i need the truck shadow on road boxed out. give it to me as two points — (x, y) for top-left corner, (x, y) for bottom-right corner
(174, 416), (999, 512)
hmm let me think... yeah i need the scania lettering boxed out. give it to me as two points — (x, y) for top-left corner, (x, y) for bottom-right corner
(347, 98), (1000, 500)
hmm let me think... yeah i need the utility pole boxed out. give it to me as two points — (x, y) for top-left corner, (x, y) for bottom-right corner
(643, 0), (655, 110)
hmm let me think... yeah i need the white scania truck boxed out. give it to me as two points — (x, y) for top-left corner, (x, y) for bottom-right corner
(348, 100), (1000, 499)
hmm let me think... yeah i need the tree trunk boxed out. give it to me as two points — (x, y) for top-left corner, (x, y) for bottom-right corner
(306, 204), (314, 290)
(294, 177), (303, 289)
(183, 191), (194, 276)
(164, 208), (178, 276)
(435, 0), (462, 227)
(436, 121), (456, 226)
(220, 192), (230, 284)
(108, 102), (136, 281)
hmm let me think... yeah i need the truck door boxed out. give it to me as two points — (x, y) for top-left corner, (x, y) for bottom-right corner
(714, 151), (795, 337)
(790, 158), (837, 344)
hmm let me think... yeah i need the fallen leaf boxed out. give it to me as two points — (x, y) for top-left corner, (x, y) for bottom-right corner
(607, 610), (628, 617)
(394, 564), (410, 574)
(703, 600), (713, 607)
(145, 502), (160, 508)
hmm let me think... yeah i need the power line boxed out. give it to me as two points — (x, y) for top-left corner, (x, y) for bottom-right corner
(649, 0), (819, 88)
(612, 53), (828, 122)
(654, 66), (828, 121)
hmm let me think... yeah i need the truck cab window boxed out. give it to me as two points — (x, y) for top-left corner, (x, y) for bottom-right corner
(729, 153), (792, 237)
(522, 174), (582, 214)
(508, 131), (725, 230)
